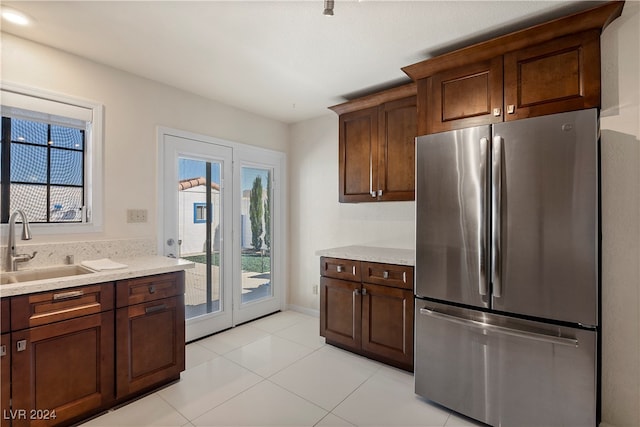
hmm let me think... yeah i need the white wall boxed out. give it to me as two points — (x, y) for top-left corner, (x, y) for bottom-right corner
(1, 33), (288, 244)
(288, 113), (415, 311)
(600, 2), (640, 426)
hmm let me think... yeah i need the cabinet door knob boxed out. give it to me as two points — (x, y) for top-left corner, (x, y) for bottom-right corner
(0, 345), (6, 357)
(149, 285), (156, 294)
(507, 104), (516, 114)
(17, 339), (27, 352)
(493, 108), (502, 117)
(361, 288), (367, 296)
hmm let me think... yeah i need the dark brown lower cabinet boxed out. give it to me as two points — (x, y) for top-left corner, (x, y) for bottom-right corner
(116, 295), (185, 399)
(320, 277), (361, 350)
(1, 333), (10, 427)
(2, 271), (186, 426)
(10, 312), (114, 427)
(361, 283), (413, 369)
(320, 257), (414, 371)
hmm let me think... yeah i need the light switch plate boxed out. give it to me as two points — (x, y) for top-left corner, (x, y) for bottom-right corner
(127, 209), (148, 223)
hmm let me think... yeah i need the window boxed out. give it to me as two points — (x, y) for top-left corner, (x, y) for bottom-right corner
(193, 202), (208, 223)
(1, 118), (85, 223)
(0, 84), (103, 232)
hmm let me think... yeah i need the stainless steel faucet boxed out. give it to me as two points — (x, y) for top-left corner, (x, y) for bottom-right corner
(5, 210), (37, 272)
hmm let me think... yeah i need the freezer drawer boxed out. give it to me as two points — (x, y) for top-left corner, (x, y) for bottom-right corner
(415, 300), (597, 427)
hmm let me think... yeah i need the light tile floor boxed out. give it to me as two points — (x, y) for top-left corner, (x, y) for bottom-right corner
(81, 311), (484, 427)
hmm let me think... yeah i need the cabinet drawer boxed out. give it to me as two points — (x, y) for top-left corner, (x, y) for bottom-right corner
(11, 283), (114, 330)
(320, 257), (361, 282)
(116, 271), (184, 308)
(362, 262), (413, 290)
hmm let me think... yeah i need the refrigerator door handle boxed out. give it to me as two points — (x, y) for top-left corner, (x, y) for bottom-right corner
(491, 135), (503, 298)
(419, 308), (579, 347)
(479, 137), (489, 296)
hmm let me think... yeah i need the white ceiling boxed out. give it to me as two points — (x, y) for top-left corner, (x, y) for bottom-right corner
(1, 1), (605, 124)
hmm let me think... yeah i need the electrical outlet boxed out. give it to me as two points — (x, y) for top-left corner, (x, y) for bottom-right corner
(312, 284), (319, 295)
(127, 209), (148, 223)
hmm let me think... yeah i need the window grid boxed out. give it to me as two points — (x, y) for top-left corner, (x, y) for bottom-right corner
(0, 117), (86, 224)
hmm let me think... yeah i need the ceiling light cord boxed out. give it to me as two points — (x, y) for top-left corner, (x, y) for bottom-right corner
(323, 0), (334, 16)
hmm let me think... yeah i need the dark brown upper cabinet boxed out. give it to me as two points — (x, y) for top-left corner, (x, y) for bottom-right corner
(403, 1), (624, 135)
(330, 83), (417, 203)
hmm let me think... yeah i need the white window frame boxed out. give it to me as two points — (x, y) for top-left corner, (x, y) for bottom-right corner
(0, 82), (104, 234)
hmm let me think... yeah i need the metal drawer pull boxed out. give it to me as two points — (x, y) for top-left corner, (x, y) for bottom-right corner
(145, 304), (168, 314)
(149, 285), (156, 294)
(336, 265), (343, 273)
(383, 271), (389, 279)
(419, 308), (579, 347)
(361, 288), (367, 296)
(17, 340), (26, 352)
(53, 290), (84, 300)
(0, 345), (6, 357)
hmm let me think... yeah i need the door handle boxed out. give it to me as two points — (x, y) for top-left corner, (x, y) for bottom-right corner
(53, 290), (84, 300)
(145, 304), (168, 314)
(491, 135), (503, 298)
(479, 137), (489, 296)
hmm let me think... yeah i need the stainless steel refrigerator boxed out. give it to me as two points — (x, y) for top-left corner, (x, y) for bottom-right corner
(414, 108), (600, 427)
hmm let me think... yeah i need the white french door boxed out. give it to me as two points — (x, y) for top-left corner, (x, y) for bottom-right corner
(159, 129), (285, 341)
(161, 134), (233, 340)
(232, 147), (285, 325)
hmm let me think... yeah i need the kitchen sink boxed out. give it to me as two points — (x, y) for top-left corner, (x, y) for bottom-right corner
(1, 265), (95, 285)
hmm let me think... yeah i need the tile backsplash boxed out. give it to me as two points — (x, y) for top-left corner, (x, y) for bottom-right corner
(0, 238), (157, 271)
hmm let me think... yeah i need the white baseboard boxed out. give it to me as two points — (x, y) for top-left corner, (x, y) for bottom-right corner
(286, 304), (319, 318)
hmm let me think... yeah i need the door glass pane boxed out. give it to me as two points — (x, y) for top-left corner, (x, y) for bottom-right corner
(240, 167), (272, 304)
(178, 158), (222, 319)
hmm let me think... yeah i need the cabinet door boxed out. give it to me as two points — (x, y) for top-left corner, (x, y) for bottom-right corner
(320, 277), (361, 350)
(116, 295), (185, 399)
(427, 56), (503, 133)
(377, 96), (416, 201)
(338, 107), (378, 203)
(1, 333), (9, 427)
(503, 30), (601, 121)
(11, 312), (114, 427)
(361, 284), (413, 370)
(1, 299), (9, 334)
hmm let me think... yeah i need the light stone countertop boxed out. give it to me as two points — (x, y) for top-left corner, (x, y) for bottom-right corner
(315, 245), (415, 266)
(0, 255), (194, 297)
